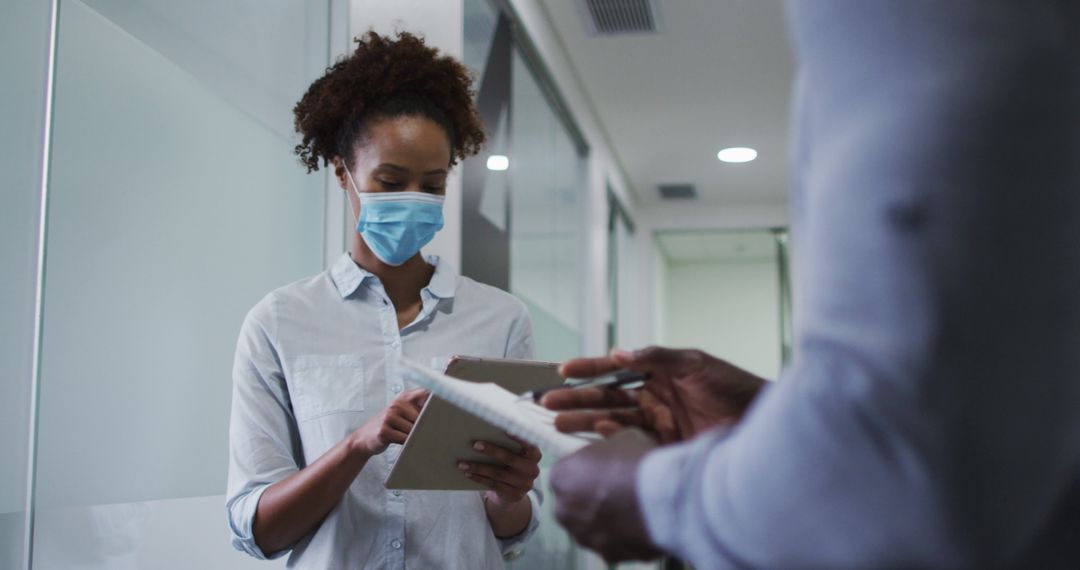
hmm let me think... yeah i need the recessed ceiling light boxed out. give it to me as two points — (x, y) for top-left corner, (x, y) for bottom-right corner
(717, 147), (757, 163)
(486, 155), (510, 171)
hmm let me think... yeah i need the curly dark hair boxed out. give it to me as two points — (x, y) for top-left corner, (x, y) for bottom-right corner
(293, 30), (485, 172)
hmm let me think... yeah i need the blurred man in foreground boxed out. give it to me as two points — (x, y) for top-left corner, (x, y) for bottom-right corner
(545, 1), (1080, 567)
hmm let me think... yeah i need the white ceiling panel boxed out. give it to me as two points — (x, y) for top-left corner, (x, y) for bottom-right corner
(540, 0), (794, 206)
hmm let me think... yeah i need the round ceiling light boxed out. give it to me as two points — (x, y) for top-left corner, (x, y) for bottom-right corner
(717, 147), (758, 163)
(486, 155), (510, 171)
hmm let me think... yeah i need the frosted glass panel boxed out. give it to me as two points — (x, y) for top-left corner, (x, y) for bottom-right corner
(77, 0), (326, 140)
(507, 50), (585, 570)
(0, 0), (52, 566)
(509, 50), (584, 363)
(464, 2), (586, 567)
(463, 0), (498, 80)
(32, 0), (328, 567)
(32, 496), (274, 570)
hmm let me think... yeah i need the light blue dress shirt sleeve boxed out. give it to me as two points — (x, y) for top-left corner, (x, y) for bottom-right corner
(495, 301), (544, 558)
(638, 1), (1080, 567)
(226, 296), (301, 560)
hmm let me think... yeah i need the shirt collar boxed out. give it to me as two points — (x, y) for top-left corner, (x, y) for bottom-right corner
(423, 255), (458, 299)
(329, 252), (458, 299)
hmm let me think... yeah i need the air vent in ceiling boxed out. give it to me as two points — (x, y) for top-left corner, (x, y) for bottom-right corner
(658, 184), (697, 200)
(577, 0), (658, 36)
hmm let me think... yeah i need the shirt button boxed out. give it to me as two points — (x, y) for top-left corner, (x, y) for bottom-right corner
(392, 540), (402, 550)
(393, 490), (402, 497)
(391, 385), (402, 394)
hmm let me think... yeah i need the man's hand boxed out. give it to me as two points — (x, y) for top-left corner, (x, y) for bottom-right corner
(544, 346), (766, 442)
(348, 388), (429, 456)
(551, 429), (662, 563)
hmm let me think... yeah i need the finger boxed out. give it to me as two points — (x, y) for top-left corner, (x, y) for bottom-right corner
(641, 395), (679, 443)
(459, 462), (531, 491)
(553, 411), (607, 433)
(552, 409), (648, 433)
(395, 404), (421, 424)
(595, 419), (625, 437)
(505, 434), (542, 461)
(386, 414), (415, 434)
(402, 388), (429, 405)
(613, 345), (688, 369)
(558, 356), (621, 380)
(382, 428), (410, 445)
(473, 441), (540, 475)
(462, 470), (526, 499)
(541, 386), (638, 410)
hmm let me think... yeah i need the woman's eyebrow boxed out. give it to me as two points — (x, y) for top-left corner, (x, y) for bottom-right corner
(375, 163), (447, 176)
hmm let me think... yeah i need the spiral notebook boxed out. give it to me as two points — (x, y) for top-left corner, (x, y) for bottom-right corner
(398, 358), (598, 460)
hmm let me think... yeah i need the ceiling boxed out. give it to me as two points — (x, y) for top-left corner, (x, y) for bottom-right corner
(539, 0), (794, 206)
(656, 230), (779, 264)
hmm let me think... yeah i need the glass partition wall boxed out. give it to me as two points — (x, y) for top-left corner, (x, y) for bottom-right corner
(10, 1), (336, 568)
(10, 0), (597, 567)
(1, 1), (54, 567)
(464, 0), (588, 567)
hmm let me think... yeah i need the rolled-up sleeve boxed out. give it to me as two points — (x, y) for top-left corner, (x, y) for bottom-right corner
(226, 296), (301, 560)
(495, 482), (544, 559)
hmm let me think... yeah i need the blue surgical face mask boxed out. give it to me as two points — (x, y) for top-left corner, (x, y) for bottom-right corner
(345, 168), (445, 266)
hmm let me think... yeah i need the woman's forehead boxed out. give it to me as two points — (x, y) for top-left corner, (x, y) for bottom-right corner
(355, 116), (452, 170)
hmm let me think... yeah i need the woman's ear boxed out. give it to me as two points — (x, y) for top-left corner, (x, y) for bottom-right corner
(331, 156), (349, 191)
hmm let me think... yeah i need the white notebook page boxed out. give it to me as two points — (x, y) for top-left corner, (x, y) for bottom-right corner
(400, 358), (598, 459)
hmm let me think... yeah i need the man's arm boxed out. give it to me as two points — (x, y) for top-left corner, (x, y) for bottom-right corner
(556, 1), (1080, 566)
(647, 2), (1080, 565)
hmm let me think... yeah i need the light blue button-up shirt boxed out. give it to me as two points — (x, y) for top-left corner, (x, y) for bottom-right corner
(227, 253), (541, 569)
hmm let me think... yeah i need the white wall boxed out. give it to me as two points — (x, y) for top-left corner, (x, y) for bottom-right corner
(636, 200), (789, 348)
(661, 257), (782, 380)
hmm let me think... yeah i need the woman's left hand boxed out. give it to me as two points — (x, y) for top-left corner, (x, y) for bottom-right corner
(458, 434), (542, 507)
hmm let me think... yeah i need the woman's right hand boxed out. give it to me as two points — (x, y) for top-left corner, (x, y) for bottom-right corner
(349, 388), (429, 456)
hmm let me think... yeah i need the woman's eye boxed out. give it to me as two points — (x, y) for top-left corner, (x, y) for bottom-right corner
(378, 180), (403, 189)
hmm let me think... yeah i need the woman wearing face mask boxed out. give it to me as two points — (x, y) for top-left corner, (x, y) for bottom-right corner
(225, 31), (542, 569)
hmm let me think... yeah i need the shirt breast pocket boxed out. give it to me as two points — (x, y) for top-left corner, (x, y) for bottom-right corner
(288, 354), (366, 421)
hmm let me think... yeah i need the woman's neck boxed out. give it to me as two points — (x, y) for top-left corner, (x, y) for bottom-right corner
(349, 236), (434, 309)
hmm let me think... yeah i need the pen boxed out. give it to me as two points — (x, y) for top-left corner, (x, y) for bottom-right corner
(518, 370), (651, 403)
